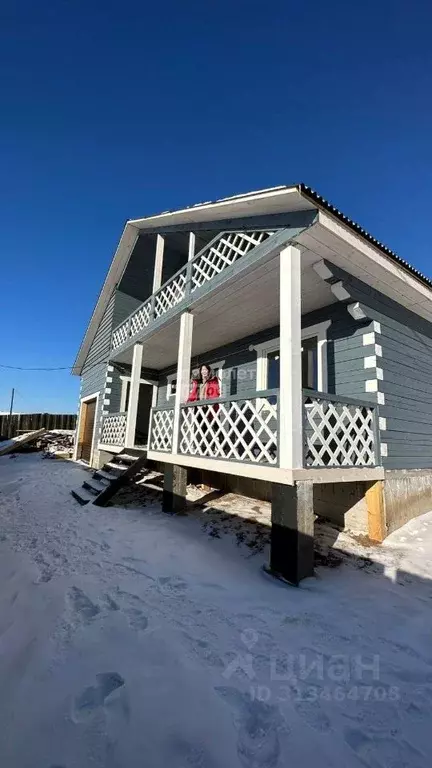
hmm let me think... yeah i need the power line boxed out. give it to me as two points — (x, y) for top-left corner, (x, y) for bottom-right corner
(0, 364), (72, 371)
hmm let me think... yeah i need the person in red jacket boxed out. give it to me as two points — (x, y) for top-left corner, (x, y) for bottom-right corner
(187, 364), (220, 402)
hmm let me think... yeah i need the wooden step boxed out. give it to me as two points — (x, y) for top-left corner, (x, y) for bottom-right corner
(93, 470), (113, 485)
(71, 487), (95, 506)
(71, 450), (149, 508)
(83, 479), (107, 496)
(105, 461), (129, 473)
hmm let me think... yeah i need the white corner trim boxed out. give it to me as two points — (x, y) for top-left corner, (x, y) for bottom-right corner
(380, 443), (388, 457)
(107, 365), (114, 372)
(104, 387), (112, 395)
(375, 343), (383, 357)
(312, 259), (334, 280)
(376, 367), (384, 380)
(377, 392), (385, 405)
(379, 417), (387, 431)
(373, 321), (382, 334)
(363, 331), (376, 346)
(105, 376), (113, 383)
(365, 379), (379, 392)
(331, 281), (351, 301)
(364, 355), (377, 369)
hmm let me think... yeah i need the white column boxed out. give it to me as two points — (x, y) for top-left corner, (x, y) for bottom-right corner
(125, 343), (143, 447)
(172, 312), (194, 453)
(279, 245), (303, 469)
(188, 232), (196, 261)
(152, 234), (165, 293)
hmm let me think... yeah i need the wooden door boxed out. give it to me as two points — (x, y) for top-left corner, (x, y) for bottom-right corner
(77, 398), (97, 462)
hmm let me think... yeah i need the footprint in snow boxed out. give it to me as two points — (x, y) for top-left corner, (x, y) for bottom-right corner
(72, 672), (126, 723)
(158, 575), (188, 597)
(344, 727), (425, 768)
(167, 735), (212, 767)
(108, 588), (149, 631)
(215, 686), (287, 768)
(67, 586), (100, 621)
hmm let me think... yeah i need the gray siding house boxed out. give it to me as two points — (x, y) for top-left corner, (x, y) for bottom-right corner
(73, 185), (432, 584)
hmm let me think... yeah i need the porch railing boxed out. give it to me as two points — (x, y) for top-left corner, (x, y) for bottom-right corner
(148, 389), (380, 469)
(303, 390), (379, 467)
(111, 230), (274, 352)
(100, 411), (127, 447)
(148, 406), (175, 452)
(179, 390), (278, 465)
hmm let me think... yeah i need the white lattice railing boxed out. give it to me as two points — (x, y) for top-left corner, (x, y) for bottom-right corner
(100, 412), (127, 447)
(149, 407), (174, 452)
(130, 299), (152, 335)
(154, 271), (187, 318)
(112, 321), (130, 351)
(111, 230), (277, 352)
(303, 391), (379, 467)
(191, 231), (274, 292)
(179, 391), (278, 465)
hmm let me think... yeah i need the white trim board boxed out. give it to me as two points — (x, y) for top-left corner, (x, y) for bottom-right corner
(147, 450), (385, 485)
(97, 443), (124, 454)
(251, 320), (331, 392)
(119, 375), (157, 412)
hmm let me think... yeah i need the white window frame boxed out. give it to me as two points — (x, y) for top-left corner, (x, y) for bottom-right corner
(120, 375), (157, 411)
(166, 373), (178, 401)
(252, 320), (331, 393)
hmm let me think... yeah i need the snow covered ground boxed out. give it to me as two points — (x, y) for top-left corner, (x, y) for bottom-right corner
(0, 454), (431, 768)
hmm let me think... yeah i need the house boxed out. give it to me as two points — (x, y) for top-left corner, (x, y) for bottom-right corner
(72, 184), (432, 584)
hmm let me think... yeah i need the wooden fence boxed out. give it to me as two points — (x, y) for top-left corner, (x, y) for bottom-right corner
(0, 413), (76, 439)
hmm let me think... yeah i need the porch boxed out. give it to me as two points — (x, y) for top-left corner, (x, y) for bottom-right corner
(99, 385), (383, 483)
(147, 388), (383, 484)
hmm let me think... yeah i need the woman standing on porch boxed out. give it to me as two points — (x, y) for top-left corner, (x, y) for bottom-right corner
(187, 364), (220, 402)
(187, 364), (221, 468)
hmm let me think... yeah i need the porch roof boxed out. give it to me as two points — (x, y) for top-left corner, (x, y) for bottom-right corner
(110, 248), (337, 370)
(73, 184), (432, 375)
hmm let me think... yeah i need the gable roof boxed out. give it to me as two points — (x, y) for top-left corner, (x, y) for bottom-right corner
(73, 183), (432, 374)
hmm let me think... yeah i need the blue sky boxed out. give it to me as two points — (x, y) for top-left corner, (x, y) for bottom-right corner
(0, 0), (431, 412)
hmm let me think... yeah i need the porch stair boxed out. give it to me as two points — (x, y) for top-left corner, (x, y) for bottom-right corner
(71, 448), (149, 507)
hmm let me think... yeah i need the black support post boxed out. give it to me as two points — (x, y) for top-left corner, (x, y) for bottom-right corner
(162, 464), (188, 514)
(269, 481), (314, 585)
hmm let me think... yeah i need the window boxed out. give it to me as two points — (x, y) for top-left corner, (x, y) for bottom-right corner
(167, 374), (177, 400)
(302, 337), (318, 390)
(253, 321), (330, 393)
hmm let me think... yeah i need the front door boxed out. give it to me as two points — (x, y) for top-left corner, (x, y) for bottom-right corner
(135, 384), (153, 446)
(77, 398), (97, 462)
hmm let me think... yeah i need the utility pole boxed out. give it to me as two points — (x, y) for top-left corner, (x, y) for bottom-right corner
(8, 388), (14, 438)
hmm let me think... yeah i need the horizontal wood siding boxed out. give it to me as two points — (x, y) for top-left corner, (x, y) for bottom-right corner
(327, 263), (432, 469)
(80, 289), (142, 438)
(156, 304), (371, 406)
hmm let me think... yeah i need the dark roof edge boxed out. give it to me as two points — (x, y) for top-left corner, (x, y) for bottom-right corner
(297, 183), (432, 291)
